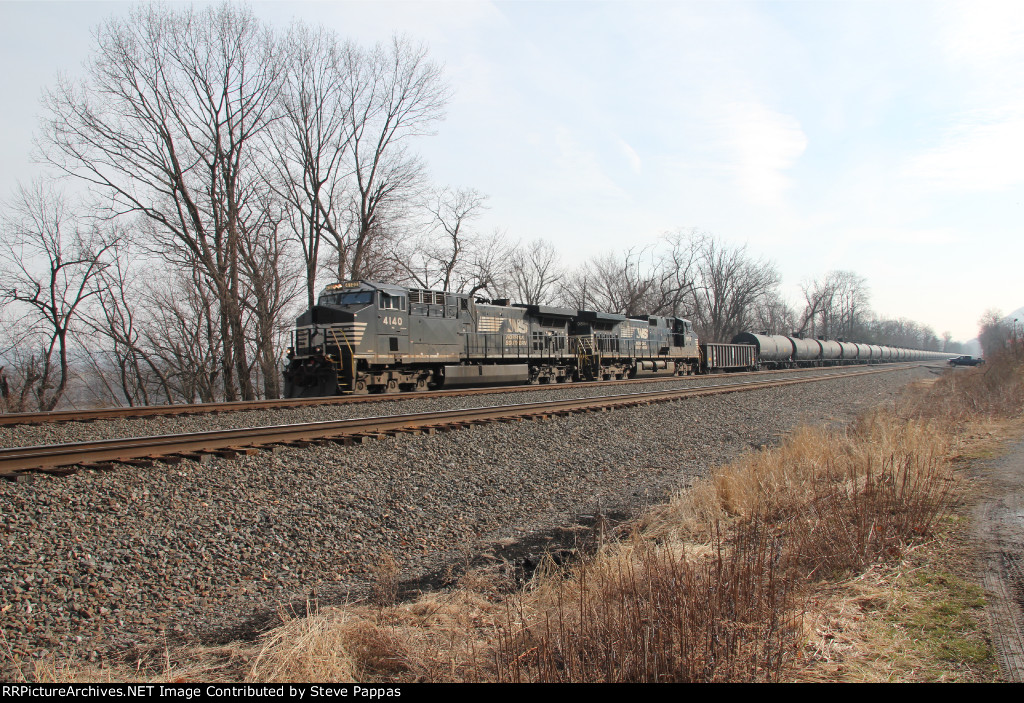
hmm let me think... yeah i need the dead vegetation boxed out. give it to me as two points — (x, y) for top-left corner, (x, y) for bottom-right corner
(9, 358), (1022, 682)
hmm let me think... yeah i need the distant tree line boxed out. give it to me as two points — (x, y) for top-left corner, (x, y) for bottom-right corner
(977, 310), (1022, 359)
(0, 2), (967, 412)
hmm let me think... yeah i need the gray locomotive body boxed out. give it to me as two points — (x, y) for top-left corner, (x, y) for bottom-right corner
(283, 280), (701, 396)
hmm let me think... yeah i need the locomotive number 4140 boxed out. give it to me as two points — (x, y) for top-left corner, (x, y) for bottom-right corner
(382, 316), (404, 327)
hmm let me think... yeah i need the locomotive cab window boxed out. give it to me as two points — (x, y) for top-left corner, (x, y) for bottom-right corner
(379, 292), (406, 311)
(320, 291), (373, 306)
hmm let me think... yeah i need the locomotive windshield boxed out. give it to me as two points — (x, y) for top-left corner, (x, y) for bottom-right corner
(320, 291), (374, 306)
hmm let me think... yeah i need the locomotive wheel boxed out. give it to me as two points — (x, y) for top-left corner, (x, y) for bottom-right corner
(384, 379), (400, 393)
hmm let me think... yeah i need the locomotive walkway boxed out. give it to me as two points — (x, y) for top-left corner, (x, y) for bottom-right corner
(0, 365), (915, 480)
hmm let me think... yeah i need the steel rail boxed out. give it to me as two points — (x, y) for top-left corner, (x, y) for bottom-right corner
(0, 365), (910, 479)
(0, 362), (914, 427)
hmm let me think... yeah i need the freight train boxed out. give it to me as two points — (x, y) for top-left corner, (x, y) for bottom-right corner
(283, 280), (950, 397)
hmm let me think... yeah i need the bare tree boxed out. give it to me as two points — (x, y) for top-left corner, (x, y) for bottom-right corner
(400, 186), (487, 291)
(42, 2), (284, 401)
(329, 36), (450, 281)
(646, 230), (702, 318)
(691, 238), (781, 342)
(509, 239), (562, 305)
(978, 309), (1010, 357)
(140, 270), (224, 404)
(560, 247), (658, 316)
(461, 229), (517, 298)
(0, 181), (117, 410)
(752, 289), (797, 335)
(270, 23), (354, 307)
(82, 235), (176, 406)
(797, 270), (870, 339)
(557, 232), (702, 316)
(237, 195), (302, 399)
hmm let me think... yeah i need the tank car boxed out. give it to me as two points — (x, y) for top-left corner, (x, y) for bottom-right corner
(730, 333), (794, 368)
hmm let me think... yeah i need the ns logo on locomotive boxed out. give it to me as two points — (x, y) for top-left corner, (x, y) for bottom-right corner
(282, 280), (950, 397)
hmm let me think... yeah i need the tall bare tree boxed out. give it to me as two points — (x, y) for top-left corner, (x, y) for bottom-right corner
(0, 182), (117, 410)
(270, 23), (354, 307)
(797, 270), (870, 339)
(647, 230), (702, 318)
(237, 195), (302, 399)
(330, 36), (450, 281)
(42, 2), (284, 401)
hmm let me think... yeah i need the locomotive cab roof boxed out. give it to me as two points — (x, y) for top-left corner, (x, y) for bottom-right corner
(321, 280), (408, 295)
(577, 310), (628, 322)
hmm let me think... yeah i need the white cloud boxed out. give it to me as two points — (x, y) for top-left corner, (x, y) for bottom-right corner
(547, 127), (631, 204)
(715, 102), (808, 207)
(939, 0), (1024, 69)
(903, 106), (1024, 191)
(613, 136), (643, 176)
(839, 225), (958, 246)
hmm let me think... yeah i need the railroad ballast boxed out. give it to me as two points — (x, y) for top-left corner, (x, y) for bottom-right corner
(283, 280), (951, 396)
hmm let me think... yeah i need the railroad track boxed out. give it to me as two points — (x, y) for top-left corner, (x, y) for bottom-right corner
(0, 365), (913, 480)
(0, 363), (911, 427)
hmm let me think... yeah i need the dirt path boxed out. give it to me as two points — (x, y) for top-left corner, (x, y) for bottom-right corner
(972, 434), (1024, 682)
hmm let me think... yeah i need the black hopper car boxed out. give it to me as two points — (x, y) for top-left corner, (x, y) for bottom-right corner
(283, 280), (951, 396)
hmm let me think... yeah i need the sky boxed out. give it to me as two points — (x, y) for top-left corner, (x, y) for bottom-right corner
(0, 0), (1021, 342)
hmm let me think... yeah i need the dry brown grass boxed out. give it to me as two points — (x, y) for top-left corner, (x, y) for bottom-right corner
(900, 352), (1024, 422)
(493, 525), (799, 682)
(645, 412), (954, 541)
(489, 408), (960, 682)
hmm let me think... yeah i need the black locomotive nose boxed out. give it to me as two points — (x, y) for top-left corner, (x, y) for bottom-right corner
(295, 306), (356, 326)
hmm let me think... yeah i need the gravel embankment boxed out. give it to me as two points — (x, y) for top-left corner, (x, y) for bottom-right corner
(0, 365), (933, 675)
(1, 367), (882, 449)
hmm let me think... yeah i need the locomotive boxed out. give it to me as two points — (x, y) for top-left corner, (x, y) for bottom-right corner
(282, 280), (950, 397)
(283, 279), (699, 396)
